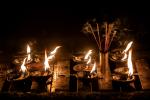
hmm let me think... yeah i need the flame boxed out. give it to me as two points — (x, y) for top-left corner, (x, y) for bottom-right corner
(27, 44), (31, 61)
(21, 58), (27, 73)
(48, 46), (61, 60)
(44, 50), (50, 71)
(124, 41), (133, 53)
(84, 50), (92, 60)
(127, 49), (133, 76)
(121, 53), (127, 61)
(87, 56), (91, 64)
(90, 62), (96, 73)
(121, 41), (133, 61)
(50, 46), (61, 55)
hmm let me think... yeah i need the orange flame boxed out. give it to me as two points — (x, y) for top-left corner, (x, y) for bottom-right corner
(87, 56), (91, 64)
(44, 50), (50, 71)
(84, 50), (92, 60)
(50, 46), (61, 55)
(127, 49), (133, 76)
(27, 44), (31, 61)
(48, 46), (61, 60)
(121, 53), (127, 61)
(21, 58), (27, 73)
(121, 41), (133, 61)
(124, 41), (133, 53)
(90, 62), (96, 73)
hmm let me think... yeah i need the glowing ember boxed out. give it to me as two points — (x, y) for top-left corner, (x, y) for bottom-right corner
(84, 50), (92, 60)
(21, 58), (27, 73)
(90, 62), (96, 74)
(44, 50), (50, 71)
(127, 49), (133, 76)
(27, 44), (31, 61)
(121, 41), (133, 61)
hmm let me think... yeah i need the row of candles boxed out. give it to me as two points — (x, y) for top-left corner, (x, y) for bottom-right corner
(6, 40), (134, 93)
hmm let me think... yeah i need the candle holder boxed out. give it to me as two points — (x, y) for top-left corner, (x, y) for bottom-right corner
(30, 69), (52, 93)
(7, 70), (31, 92)
(73, 63), (98, 93)
(112, 67), (135, 91)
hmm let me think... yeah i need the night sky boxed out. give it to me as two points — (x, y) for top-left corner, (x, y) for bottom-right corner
(0, 3), (150, 55)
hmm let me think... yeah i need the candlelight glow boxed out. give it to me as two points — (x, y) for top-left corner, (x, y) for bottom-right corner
(44, 50), (50, 71)
(27, 44), (31, 61)
(21, 58), (27, 73)
(121, 41), (133, 61)
(90, 62), (96, 73)
(84, 50), (92, 60)
(127, 49), (133, 76)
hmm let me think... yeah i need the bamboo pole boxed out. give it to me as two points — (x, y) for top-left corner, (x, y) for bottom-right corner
(89, 24), (101, 50)
(96, 23), (101, 50)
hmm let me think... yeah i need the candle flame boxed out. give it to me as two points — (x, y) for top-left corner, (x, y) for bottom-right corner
(124, 41), (133, 53)
(48, 46), (61, 60)
(84, 50), (92, 60)
(27, 44), (31, 61)
(121, 41), (133, 61)
(50, 46), (61, 55)
(127, 49), (133, 76)
(90, 62), (96, 73)
(21, 58), (27, 73)
(121, 53), (127, 61)
(87, 56), (91, 64)
(44, 50), (50, 71)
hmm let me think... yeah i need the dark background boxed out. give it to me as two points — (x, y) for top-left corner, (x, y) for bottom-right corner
(0, 3), (150, 58)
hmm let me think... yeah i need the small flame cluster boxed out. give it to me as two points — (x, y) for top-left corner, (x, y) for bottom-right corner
(20, 45), (61, 74)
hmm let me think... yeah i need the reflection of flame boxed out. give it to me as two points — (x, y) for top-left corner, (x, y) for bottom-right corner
(27, 44), (31, 61)
(21, 58), (27, 73)
(122, 41), (133, 61)
(90, 62), (96, 73)
(84, 50), (92, 60)
(44, 50), (50, 71)
(53, 67), (58, 80)
(127, 49), (133, 76)
(48, 46), (61, 60)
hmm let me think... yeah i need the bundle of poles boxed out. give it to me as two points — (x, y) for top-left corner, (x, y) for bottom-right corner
(83, 21), (117, 52)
